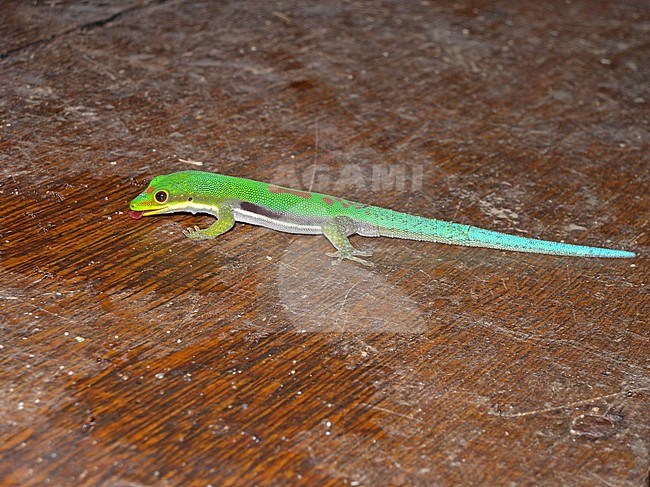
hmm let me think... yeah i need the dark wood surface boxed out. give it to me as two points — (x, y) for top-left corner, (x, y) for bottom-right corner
(1, 1), (648, 485)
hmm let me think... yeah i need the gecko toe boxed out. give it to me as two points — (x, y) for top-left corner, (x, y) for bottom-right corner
(326, 250), (374, 266)
(353, 248), (374, 257)
(350, 255), (374, 266)
(184, 226), (205, 239)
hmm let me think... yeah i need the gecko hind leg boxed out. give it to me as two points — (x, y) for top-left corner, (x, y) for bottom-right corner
(322, 217), (374, 267)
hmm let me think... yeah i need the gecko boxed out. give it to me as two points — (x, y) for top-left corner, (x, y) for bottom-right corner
(129, 170), (635, 266)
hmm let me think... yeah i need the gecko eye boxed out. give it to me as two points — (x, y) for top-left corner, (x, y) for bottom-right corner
(155, 190), (168, 203)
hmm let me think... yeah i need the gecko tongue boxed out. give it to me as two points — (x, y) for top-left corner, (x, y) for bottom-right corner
(129, 210), (144, 220)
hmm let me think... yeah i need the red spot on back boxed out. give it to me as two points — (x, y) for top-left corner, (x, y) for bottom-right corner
(268, 185), (312, 199)
(322, 196), (334, 206)
(331, 196), (350, 208)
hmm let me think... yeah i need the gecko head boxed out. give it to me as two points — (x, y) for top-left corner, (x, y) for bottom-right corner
(129, 172), (198, 219)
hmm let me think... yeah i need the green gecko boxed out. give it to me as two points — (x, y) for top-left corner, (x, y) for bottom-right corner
(129, 170), (635, 265)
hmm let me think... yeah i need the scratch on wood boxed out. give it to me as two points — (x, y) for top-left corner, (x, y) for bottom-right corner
(475, 320), (649, 374)
(493, 387), (649, 418)
(360, 403), (424, 423)
(178, 158), (204, 166)
(333, 281), (360, 328)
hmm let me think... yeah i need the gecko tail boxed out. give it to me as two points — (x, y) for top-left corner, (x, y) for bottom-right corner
(376, 219), (635, 258)
(460, 226), (635, 258)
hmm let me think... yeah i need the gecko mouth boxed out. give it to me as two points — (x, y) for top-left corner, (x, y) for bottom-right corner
(129, 207), (169, 219)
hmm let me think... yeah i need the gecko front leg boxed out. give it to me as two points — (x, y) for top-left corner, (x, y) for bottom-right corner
(322, 216), (374, 266)
(183, 205), (235, 240)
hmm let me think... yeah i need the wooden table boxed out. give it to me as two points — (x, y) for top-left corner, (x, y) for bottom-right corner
(1, 1), (648, 485)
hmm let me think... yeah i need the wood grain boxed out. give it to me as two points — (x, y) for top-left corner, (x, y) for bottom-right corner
(0, 1), (648, 485)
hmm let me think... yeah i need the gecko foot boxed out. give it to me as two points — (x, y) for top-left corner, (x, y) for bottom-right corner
(183, 226), (212, 240)
(326, 249), (375, 267)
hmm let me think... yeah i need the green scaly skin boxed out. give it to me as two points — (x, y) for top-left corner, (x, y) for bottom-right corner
(129, 170), (635, 266)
